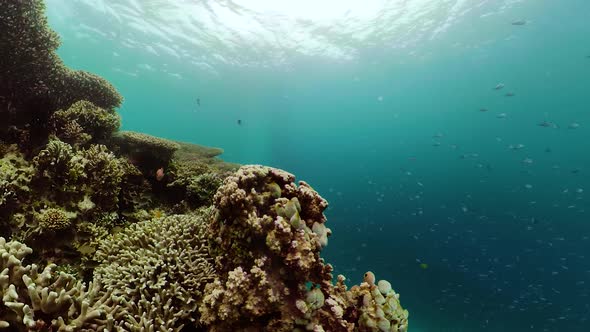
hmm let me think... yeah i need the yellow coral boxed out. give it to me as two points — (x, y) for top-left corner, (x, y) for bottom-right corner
(36, 208), (74, 232)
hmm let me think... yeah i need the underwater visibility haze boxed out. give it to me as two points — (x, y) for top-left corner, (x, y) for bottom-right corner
(1, 0), (590, 331)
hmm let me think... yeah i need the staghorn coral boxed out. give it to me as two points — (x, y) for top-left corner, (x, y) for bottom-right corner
(93, 212), (216, 330)
(0, 0), (122, 149)
(51, 100), (120, 145)
(0, 237), (120, 331)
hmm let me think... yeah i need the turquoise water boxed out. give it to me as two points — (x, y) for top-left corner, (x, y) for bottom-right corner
(45, 0), (590, 330)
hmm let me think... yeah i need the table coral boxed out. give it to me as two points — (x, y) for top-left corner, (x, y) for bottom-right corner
(113, 131), (180, 172)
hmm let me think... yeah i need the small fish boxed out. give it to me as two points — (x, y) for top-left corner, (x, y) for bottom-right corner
(156, 167), (165, 181)
(511, 20), (527, 26)
(505, 92), (515, 97)
(494, 83), (505, 90)
(509, 144), (525, 150)
(538, 121), (559, 128)
(497, 113), (507, 119)
(237, 119), (242, 125)
(522, 158), (533, 164)
(196, 98), (200, 106)
(479, 108), (489, 112)
(568, 122), (580, 129)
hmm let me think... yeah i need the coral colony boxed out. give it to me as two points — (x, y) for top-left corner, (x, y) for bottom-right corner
(0, 1), (408, 331)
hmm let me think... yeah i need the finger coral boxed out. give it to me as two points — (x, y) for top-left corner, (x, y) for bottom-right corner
(0, 237), (117, 331)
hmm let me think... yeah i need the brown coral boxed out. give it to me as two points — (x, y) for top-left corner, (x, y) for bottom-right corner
(200, 165), (409, 332)
(200, 165), (337, 331)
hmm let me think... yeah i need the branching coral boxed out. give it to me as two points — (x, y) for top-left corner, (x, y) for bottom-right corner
(32, 138), (85, 203)
(0, 149), (34, 218)
(164, 141), (237, 211)
(93, 212), (216, 330)
(0, 237), (119, 331)
(51, 100), (120, 145)
(0, 0), (122, 151)
(35, 207), (75, 232)
(31, 139), (125, 212)
(0, 3), (411, 329)
(80, 144), (125, 211)
(0, 1), (122, 111)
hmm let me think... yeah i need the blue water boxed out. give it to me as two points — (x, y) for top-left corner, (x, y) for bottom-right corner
(46, 0), (590, 330)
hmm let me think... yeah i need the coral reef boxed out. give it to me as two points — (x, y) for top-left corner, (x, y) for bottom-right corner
(112, 131), (180, 170)
(200, 165), (408, 331)
(93, 212), (216, 330)
(165, 141), (238, 209)
(31, 139), (124, 211)
(0, 1), (122, 150)
(0, 148), (34, 223)
(0, 0), (410, 331)
(0, 237), (118, 331)
(51, 100), (121, 146)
